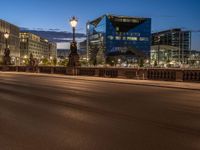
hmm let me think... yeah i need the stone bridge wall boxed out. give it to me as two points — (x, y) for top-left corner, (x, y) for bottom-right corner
(0, 66), (200, 82)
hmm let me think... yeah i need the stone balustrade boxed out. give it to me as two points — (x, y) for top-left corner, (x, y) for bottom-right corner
(0, 66), (200, 83)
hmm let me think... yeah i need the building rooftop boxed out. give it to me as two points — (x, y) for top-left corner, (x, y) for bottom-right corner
(152, 28), (190, 35)
(0, 19), (19, 29)
(89, 14), (151, 32)
(89, 14), (150, 26)
(20, 32), (56, 45)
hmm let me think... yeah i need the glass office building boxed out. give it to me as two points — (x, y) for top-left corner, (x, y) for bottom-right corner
(87, 14), (151, 65)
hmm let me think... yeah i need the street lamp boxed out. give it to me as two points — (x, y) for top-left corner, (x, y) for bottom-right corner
(4, 32), (9, 39)
(4, 32), (9, 49)
(157, 35), (160, 66)
(70, 16), (78, 42)
(67, 16), (80, 67)
(4, 32), (11, 65)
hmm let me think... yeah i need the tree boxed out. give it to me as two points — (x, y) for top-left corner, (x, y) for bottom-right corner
(29, 53), (35, 66)
(154, 60), (158, 67)
(42, 58), (49, 66)
(139, 58), (144, 67)
(106, 56), (116, 66)
(53, 58), (57, 66)
(58, 59), (68, 66)
(80, 59), (88, 66)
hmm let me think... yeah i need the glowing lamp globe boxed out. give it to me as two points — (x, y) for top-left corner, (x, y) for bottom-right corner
(70, 17), (78, 28)
(4, 32), (10, 39)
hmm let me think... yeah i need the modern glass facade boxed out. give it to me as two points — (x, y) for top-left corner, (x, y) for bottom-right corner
(87, 14), (151, 65)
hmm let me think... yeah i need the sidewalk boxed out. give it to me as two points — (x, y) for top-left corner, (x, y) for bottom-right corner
(1, 72), (200, 91)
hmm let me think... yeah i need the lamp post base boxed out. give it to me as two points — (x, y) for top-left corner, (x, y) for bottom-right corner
(68, 53), (80, 67)
(67, 42), (80, 67)
(3, 48), (11, 65)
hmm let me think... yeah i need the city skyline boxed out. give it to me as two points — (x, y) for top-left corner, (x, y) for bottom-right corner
(1, 1), (200, 149)
(0, 0), (200, 50)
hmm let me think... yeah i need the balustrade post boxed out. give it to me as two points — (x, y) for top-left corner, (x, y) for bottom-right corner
(176, 70), (183, 82)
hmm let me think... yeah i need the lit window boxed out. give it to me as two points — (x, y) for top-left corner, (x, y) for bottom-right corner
(116, 27), (119, 31)
(115, 36), (121, 40)
(140, 37), (149, 41)
(127, 37), (137, 41)
(123, 37), (126, 40)
(107, 36), (114, 40)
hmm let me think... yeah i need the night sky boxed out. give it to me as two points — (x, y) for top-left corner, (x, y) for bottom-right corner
(1, 0), (200, 50)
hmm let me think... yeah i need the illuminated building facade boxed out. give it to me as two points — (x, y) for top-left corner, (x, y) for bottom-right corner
(20, 32), (57, 60)
(87, 14), (151, 65)
(0, 19), (20, 64)
(151, 28), (191, 64)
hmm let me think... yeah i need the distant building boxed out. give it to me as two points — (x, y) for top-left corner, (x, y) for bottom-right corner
(79, 40), (86, 53)
(151, 45), (179, 67)
(79, 40), (87, 58)
(20, 32), (57, 60)
(57, 49), (69, 59)
(188, 50), (200, 66)
(57, 50), (87, 60)
(0, 19), (20, 64)
(151, 28), (191, 65)
(87, 14), (151, 65)
(49, 42), (57, 59)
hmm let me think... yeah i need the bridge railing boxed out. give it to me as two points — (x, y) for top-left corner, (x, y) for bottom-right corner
(0, 66), (200, 83)
(183, 70), (200, 82)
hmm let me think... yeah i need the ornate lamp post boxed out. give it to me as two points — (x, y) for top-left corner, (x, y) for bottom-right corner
(67, 16), (80, 67)
(4, 32), (11, 65)
(4, 32), (9, 48)
(157, 35), (160, 66)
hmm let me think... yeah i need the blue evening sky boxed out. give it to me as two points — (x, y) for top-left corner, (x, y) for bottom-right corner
(0, 0), (200, 50)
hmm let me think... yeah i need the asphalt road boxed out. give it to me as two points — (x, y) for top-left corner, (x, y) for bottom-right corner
(0, 73), (200, 150)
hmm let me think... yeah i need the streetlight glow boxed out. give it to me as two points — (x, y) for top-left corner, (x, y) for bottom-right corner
(70, 17), (78, 28)
(4, 32), (10, 39)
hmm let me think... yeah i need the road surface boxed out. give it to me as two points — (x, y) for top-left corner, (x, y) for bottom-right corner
(0, 72), (200, 150)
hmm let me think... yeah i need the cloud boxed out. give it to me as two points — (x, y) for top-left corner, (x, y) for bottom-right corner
(57, 42), (71, 49)
(20, 27), (63, 32)
(56, 37), (86, 50)
(48, 29), (61, 31)
(54, 37), (86, 42)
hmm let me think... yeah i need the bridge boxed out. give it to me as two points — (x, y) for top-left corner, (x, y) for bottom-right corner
(1, 66), (200, 82)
